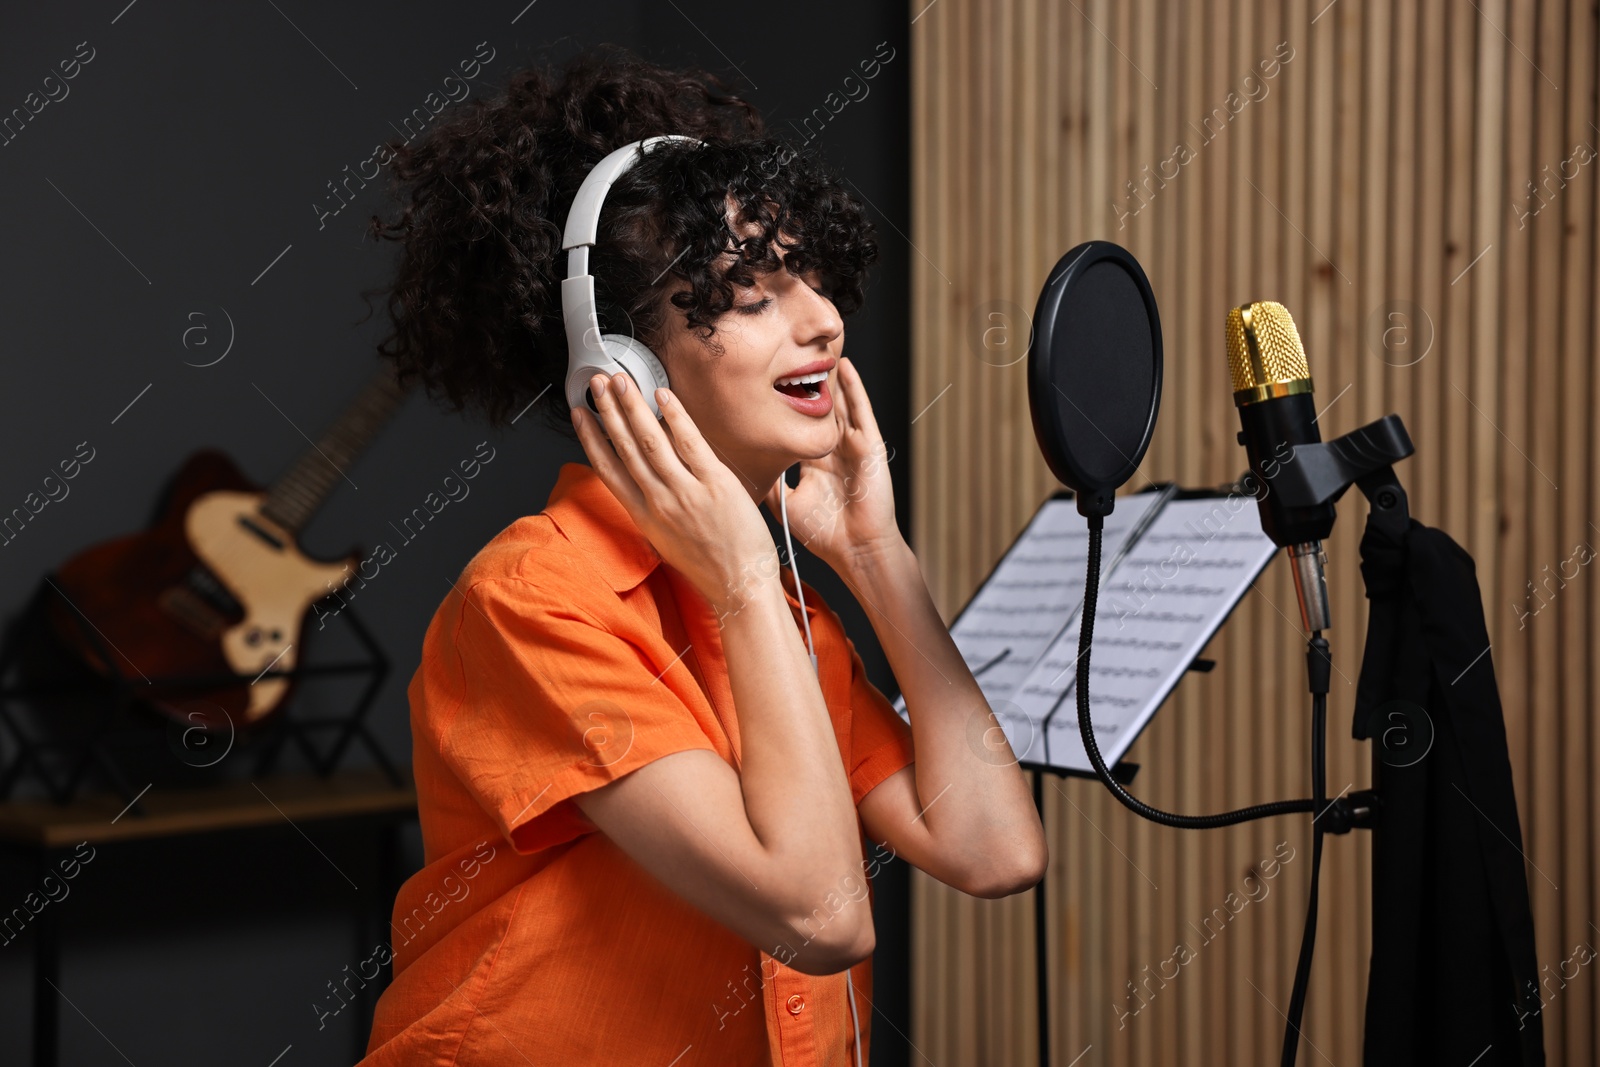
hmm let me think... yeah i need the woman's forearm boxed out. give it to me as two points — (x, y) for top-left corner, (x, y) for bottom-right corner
(714, 574), (870, 946)
(843, 538), (1046, 888)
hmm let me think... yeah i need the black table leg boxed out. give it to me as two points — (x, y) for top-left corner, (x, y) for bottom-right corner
(351, 817), (403, 1063)
(33, 848), (59, 1067)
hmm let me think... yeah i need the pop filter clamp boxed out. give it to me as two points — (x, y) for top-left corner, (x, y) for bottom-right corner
(1022, 240), (1412, 1067)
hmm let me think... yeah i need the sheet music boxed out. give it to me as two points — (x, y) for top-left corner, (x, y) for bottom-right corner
(1006, 495), (1277, 773)
(890, 490), (1164, 715)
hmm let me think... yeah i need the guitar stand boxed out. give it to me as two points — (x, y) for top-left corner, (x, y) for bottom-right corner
(0, 575), (402, 812)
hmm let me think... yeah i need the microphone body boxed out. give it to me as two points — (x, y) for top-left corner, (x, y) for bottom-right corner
(1227, 302), (1335, 632)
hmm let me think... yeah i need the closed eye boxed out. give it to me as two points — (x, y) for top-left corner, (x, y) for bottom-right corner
(734, 274), (829, 315)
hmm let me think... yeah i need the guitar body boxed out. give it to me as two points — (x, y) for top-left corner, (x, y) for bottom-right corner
(47, 449), (359, 729)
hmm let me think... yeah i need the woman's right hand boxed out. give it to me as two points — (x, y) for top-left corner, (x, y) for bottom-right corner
(572, 371), (779, 614)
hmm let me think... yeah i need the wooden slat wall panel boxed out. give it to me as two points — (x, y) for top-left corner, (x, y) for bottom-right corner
(906, 0), (1599, 1062)
(1560, 5), (1598, 1067)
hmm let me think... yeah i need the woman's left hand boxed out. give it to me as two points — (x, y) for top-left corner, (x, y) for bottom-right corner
(763, 355), (903, 576)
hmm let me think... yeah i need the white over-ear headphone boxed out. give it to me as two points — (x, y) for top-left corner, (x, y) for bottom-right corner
(560, 134), (703, 436)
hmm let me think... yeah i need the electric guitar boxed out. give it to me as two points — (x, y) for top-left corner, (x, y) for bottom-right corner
(46, 367), (409, 730)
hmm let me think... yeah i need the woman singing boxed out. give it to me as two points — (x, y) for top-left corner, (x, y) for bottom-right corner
(357, 44), (1046, 1066)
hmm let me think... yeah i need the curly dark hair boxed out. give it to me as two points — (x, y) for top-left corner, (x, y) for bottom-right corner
(363, 43), (881, 438)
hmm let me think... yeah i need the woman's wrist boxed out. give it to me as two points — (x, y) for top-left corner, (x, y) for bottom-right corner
(707, 567), (789, 630)
(840, 535), (919, 600)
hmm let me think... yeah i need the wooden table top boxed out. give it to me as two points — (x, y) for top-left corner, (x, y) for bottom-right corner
(0, 768), (418, 849)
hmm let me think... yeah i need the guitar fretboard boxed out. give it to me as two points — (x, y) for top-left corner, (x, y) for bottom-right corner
(259, 366), (410, 533)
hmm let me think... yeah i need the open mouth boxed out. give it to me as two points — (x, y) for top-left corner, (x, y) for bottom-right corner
(774, 371), (826, 400)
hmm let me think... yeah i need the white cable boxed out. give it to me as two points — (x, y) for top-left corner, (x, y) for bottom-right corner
(777, 471), (818, 674)
(845, 970), (863, 1067)
(779, 471), (862, 1066)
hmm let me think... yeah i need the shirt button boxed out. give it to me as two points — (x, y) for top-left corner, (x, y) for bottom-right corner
(786, 994), (805, 1015)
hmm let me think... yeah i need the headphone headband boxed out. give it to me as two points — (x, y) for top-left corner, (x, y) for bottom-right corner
(560, 135), (705, 431)
(560, 135), (701, 251)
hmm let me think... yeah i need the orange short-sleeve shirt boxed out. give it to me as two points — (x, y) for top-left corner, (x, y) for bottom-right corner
(358, 461), (915, 1066)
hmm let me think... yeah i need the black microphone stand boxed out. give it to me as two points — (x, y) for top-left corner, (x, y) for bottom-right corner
(1063, 413), (1411, 1067)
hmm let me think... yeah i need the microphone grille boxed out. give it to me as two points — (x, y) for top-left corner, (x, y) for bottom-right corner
(1226, 301), (1311, 399)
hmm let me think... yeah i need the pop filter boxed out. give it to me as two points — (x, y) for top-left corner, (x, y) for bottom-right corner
(1027, 241), (1162, 517)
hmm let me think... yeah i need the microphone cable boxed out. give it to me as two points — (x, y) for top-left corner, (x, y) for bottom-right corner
(1074, 513), (1328, 1067)
(1281, 691), (1326, 1067)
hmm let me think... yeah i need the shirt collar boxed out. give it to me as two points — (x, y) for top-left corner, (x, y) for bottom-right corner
(542, 462), (818, 617)
(544, 462), (663, 593)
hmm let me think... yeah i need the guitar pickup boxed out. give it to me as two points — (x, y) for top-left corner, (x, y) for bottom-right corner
(237, 514), (285, 549)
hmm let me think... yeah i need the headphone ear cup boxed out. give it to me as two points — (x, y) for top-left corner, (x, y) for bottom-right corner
(599, 334), (669, 418)
(565, 349), (610, 426)
(570, 334), (668, 438)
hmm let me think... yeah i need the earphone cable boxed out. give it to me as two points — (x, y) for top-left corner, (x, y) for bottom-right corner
(780, 470), (860, 1066)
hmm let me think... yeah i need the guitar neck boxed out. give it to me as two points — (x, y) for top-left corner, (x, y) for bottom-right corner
(259, 366), (410, 535)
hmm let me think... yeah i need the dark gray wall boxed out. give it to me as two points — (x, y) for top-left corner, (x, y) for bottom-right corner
(0, 2), (912, 1064)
